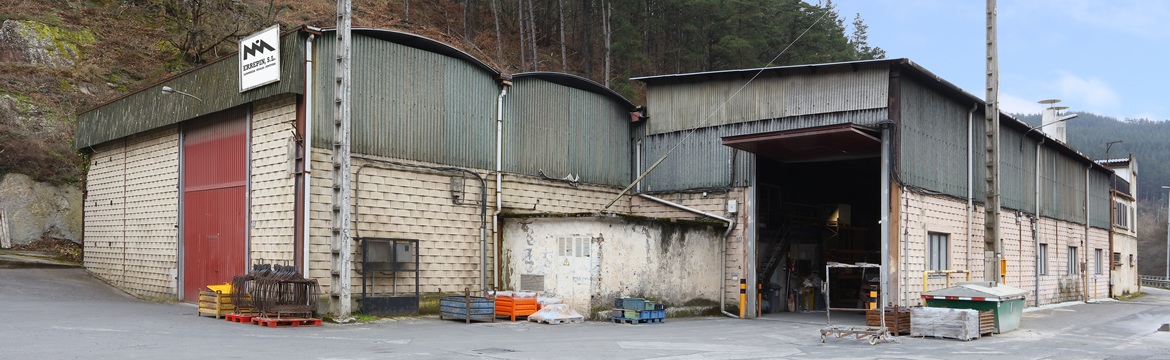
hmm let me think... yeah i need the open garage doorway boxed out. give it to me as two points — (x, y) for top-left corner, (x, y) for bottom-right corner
(724, 123), (885, 315)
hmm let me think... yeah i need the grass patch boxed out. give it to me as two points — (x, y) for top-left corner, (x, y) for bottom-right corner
(1116, 292), (1147, 301)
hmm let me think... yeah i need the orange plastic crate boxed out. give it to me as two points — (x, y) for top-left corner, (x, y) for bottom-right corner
(495, 294), (538, 321)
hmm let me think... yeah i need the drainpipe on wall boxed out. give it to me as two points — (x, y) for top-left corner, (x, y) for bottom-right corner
(968, 103), (977, 270)
(1034, 136), (1045, 306)
(493, 77), (510, 291)
(302, 33), (315, 276)
(1084, 166), (1090, 302)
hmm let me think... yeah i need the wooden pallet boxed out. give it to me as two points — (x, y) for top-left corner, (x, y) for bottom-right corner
(866, 306), (912, 335)
(250, 317), (322, 327)
(197, 290), (252, 319)
(225, 313), (256, 323)
(978, 310), (995, 336)
(611, 317), (664, 325)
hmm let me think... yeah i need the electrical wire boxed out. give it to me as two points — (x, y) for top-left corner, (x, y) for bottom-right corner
(598, 10), (832, 213)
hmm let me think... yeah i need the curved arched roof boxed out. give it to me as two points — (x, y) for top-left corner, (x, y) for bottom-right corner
(319, 27), (501, 77)
(513, 72), (636, 110)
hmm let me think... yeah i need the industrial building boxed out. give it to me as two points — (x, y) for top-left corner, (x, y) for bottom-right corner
(76, 26), (1124, 318)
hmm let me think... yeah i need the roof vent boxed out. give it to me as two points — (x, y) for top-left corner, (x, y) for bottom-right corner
(1038, 99), (1069, 143)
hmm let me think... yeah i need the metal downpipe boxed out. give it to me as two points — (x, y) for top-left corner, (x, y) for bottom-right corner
(493, 86), (508, 291)
(968, 103), (976, 270)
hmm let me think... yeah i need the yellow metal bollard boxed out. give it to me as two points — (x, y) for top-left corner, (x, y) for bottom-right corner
(739, 279), (746, 318)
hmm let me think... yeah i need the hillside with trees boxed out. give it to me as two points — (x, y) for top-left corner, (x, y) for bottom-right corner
(0, 0), (881, 186)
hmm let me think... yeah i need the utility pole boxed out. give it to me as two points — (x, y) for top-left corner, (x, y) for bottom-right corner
(984, 0), (1002, 283)
(331, 0), (353, 321)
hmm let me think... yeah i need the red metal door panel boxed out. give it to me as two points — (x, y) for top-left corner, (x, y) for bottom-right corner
(183, 107), (248, 302)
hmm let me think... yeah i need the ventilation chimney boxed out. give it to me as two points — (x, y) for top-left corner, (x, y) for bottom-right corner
(1037, 99), (1068, 143)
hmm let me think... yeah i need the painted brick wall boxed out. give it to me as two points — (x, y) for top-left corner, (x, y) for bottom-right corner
(249, 95), (299, 264)
(628, 190), (746, 308)
(899, 190), (984, 306)
(83, 126), (180, 298)
(308, 149), (632, 296)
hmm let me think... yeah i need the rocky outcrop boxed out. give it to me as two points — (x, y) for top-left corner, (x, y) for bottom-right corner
(0, 20), (96, 67)
(0, 173), (82, 248)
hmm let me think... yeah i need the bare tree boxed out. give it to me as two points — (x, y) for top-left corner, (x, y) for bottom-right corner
(603, 0), (611, 87)
(559, 0), (566, 72)
(527, 0), (538, 71)
(518, 0), (526, 71)
(582, 0), (592, 80)
(404, 0), (409, 22)
(493, 0), (503, 63)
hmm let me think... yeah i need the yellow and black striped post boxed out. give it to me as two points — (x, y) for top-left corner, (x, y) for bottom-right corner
(739, 279), (746, 318)
(757, 283), (762, 317)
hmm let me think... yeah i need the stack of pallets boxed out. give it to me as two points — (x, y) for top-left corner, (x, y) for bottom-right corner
(866, 306), (912, 335)
(611, 297), (665, 325)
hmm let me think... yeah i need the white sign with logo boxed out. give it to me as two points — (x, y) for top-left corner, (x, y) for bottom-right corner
(239, 25), (281, 93)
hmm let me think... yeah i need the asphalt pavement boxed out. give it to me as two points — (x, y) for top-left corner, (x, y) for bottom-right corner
(2, 266), (1169, 359)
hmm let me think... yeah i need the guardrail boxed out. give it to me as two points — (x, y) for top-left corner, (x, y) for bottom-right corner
(923, 270), (971, 292)
(1140, 275), (1170, 289)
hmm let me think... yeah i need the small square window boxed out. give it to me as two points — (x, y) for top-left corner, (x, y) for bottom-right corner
(928, 233), (949, 271)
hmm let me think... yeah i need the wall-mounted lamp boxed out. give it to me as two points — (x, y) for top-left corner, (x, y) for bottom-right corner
(161, 85), (203, 103)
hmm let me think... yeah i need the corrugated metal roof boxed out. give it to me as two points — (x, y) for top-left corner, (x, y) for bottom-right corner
(513, 72), (635, 110)
(320, 27), (500, 77)
(75, 29), (308, 149)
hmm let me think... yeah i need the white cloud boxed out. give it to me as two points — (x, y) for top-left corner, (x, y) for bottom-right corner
(1012, 0), (1170, 40)
(999, 93), (1045, 115)
(1055, 73), (1120, 110)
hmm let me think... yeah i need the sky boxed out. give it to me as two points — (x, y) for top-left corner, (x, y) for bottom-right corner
(833, 0), (1170, 121)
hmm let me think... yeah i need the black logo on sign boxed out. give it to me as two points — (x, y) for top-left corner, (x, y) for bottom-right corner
(242, 39), (276, 60)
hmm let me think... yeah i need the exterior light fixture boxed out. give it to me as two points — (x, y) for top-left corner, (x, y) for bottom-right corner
(1020, 113), (1078, 151)
(160, 85), (204, 103)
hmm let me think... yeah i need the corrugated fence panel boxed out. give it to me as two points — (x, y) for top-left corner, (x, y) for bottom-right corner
(77, 31), (306, 149)
(640, 109), (887, 191)
(646, 64), (888, 135)
(1089, 169), (1111, 228)
(312, 34), (497, 170)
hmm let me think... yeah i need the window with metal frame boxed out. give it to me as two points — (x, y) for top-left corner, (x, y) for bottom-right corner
(1039, 244), (1048, 275)
(928, 232), (949, 271)
(1068, 246), (1079, 275)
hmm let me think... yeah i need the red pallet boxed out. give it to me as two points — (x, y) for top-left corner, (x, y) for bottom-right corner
(250, 317), (321, 328)
(225, 313), (256, 323)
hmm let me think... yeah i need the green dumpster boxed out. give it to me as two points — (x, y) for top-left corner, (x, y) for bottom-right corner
(921, 281), (1027, 334)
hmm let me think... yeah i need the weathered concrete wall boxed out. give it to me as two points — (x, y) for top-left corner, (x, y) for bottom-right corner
(899, 191), (1110, 307)
(1111, 232), (1139, 296)
(0, 173), (82, 247)
(501, 215), (723, 316)
(629, 190), (745, 308)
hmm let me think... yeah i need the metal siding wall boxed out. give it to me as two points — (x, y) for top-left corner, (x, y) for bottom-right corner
(503, 77), (630, 186)
(1000, 123), (1037, 212)
(77, 32), (305, 149)
(312, 34), (497, 170)
(900, 78), (970, 198)
(1089, 169), (1111, 228)
(1039, 146), (1087, 222)
(646, 64), (888, 135)
(640, 109), (886, 191)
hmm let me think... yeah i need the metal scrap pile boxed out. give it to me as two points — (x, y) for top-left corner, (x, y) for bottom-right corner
(230, 264), (321, 316)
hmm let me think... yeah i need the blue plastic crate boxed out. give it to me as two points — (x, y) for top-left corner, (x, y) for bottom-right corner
(638, 309), (665, 320)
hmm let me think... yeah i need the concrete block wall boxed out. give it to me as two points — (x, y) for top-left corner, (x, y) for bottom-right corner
(628, 190), (746, 309)
(249, 95), (298, 264)
(901, 190), (1111, 307)
(83, 126), (180, 299)
(308, 149), (632, 296)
